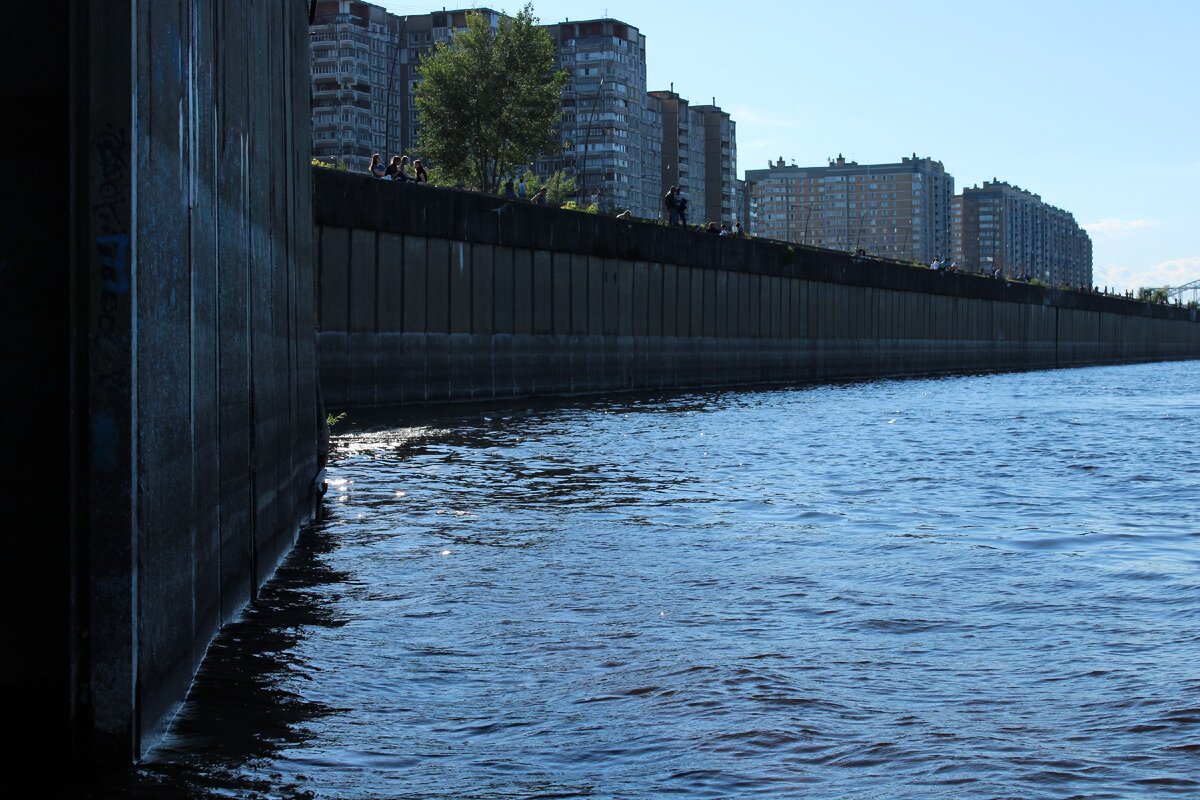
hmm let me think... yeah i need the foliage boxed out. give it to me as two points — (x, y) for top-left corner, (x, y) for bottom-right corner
(1029, 278), (1047, 288)
(520, 170), (576, 206)
(326, 411), (347, 428)
(1137, 287), (1169, 303)
(1188, 300), (1198, 309)
(545, 171), (577, 206)
(560, 199), (598, 214)
(312, 158), (347, 170)
(423, 164), (459, 188)
(414, 4), (567, 193)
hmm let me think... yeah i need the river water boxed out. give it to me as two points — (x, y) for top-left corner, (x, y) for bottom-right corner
(124, 362), (1198, 799)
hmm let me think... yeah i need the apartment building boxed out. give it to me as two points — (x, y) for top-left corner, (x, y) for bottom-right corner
(735, 179), (751, 231)
(950, 195), (963, 263)
(536, 19), (662, 218)
(747, 154), (955, 264)
(310, 1), (402, 168)
(692, 103), (737, 226)
(310, 2), (500, 170)
(648, 91), (739, 225)
(648, 90), (706, 220)
(957, 180), (1092, 286)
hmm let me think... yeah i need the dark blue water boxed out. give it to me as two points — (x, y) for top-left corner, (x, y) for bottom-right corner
(127, 362), (1199, 799)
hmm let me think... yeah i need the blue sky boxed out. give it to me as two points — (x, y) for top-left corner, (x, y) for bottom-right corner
(379, 0), (1199, 292)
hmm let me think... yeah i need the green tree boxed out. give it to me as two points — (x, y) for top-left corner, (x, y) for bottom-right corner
(414, 4), (566, 193)
(543, 170), (576, 206)
(520, 169), (575, 206)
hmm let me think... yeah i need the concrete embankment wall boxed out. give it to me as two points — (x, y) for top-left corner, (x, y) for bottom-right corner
(57, 0), (319, 765)
(313, 170), (1198, 408)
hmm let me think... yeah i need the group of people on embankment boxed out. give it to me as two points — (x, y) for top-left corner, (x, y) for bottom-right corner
(368, 153), (429, 184)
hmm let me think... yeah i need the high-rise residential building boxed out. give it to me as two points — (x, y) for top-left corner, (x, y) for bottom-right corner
(950, 195), (963, 263)
(692, 103), (737, 226)
(310, 1), (404, 169)
(746, 154), (955, 264)
(956, 180), (1092, 286)
(648, 90), (739, 225)
(735, 178), (752, 232)
(536, 19), (661, 218)
(648, 89), (706, 219)
(310, 2), (501, 170)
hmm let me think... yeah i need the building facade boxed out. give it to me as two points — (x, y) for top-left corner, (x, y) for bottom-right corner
(648, 90), (706, 220)
(648, 91), (739, 225)
(747, 154), (955, 264)
(957, 180), (1092, 286)
(311, 1), (404, 169)
(310, 2), (500, 170)
(736, 178), (753, 232)
(950, 195), (963, 263)
(693, 103), (737, 226)
(537, 19), (662, 218)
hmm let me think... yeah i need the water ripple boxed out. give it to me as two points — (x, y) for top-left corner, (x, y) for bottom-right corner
(124, 362), (1200, 799)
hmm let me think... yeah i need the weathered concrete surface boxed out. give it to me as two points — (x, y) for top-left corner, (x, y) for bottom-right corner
(34, 0), (321, 768)
(313, 169), (1199, 407)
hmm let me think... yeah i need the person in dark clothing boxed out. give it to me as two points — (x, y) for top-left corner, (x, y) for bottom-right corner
(384, 155), (402, 179)
(677, 196), (689, 227)
(396, 155), (412, 182)
(504, 179), (517, 199)
(707, 221), (720, 234)
(664, 186), (680, 226)
(531, 187), (548, 206)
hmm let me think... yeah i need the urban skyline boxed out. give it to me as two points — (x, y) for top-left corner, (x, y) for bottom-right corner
(313, 2), (1087, 281)
(312, 2), (1089, 279)
(376, 0), (1198, 294)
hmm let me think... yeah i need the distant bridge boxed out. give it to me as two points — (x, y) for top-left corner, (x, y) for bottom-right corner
(1166, 279), (1199, 303)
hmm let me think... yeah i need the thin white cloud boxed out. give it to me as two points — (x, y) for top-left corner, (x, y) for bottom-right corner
(727, 105), (798, 129)
(1082, 218), (1159, 237)
(1100, 256), (1200, 292)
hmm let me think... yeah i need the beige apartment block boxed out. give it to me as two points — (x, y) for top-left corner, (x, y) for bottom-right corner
(747, 154), (954, 265)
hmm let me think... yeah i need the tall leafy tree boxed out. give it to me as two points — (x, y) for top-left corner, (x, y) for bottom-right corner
(520, 169), (576, 206)
(414, 5), (566, 193)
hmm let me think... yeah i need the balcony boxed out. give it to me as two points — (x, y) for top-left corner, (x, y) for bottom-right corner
(339, 88), (370, 102)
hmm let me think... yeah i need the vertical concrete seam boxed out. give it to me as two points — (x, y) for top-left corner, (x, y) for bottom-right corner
(129, 0), (142, 756)
(374, 230), (381, 334)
